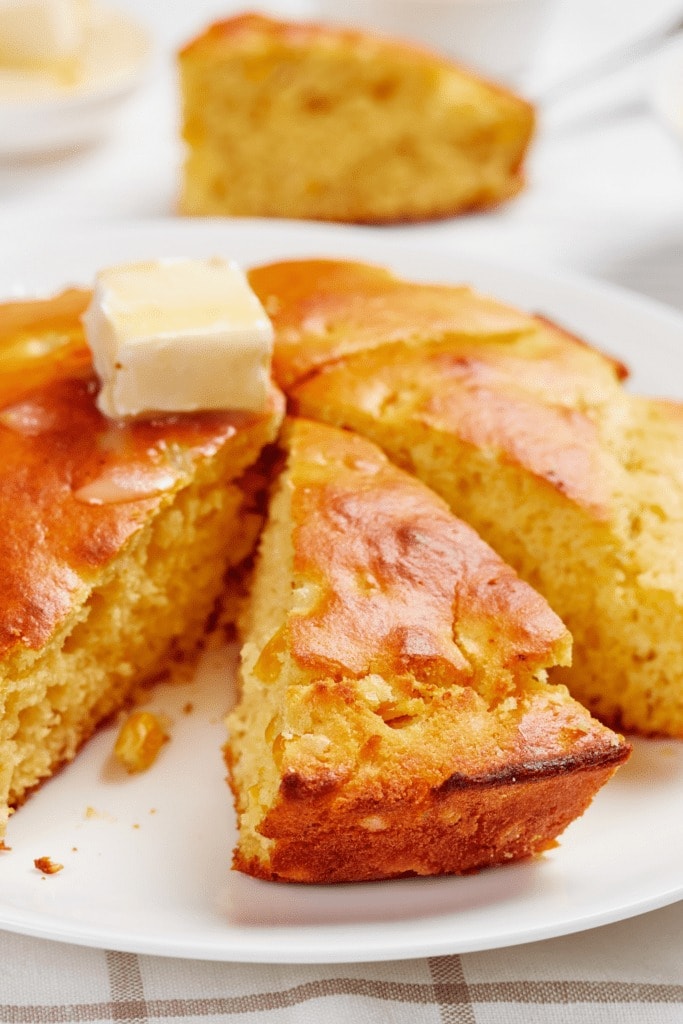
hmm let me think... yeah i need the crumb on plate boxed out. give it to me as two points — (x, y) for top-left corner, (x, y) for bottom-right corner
(114, 710), (170, 773)
(34, 856), (63, 875)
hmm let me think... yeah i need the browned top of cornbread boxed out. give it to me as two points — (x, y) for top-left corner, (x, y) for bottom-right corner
(283, 418), (572, 683)
(249, 259), (628, 388)
(180, 10), (531, 113)
(249, 259), (544, 387)
(180, 10), (474, 63)
(249, 259), (627, 518)
(0, 290), (282, 659)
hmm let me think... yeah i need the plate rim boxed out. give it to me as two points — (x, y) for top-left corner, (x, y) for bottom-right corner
(6, 214), (683, 359)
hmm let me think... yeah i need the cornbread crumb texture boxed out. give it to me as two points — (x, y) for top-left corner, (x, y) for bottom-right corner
(178, 13), (534, 223)
(227, 418), (628, 884)
(249, 258), (683, 738)
(0, 290), (284, 836)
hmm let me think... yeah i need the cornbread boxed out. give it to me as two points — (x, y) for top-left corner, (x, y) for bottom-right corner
(0, 287), (283, 837)
(249, 258), (683, 738)
(178, 13), (534, 224)
(227, 418), (628, 884)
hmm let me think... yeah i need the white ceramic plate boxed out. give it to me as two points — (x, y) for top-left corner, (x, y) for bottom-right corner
(0, 5), (151, 156)
(1, 218), (682, 964)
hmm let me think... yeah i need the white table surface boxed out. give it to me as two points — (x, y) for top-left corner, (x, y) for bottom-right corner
(0, 1), (682, 1020)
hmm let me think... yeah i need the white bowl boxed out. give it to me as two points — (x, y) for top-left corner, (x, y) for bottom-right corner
(312, 0), (553, 85)
(651, 35), (683, 149)
(0, 3), (151, 157)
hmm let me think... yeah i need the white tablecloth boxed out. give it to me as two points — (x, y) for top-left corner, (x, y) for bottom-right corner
(0, 0), (682, 1020)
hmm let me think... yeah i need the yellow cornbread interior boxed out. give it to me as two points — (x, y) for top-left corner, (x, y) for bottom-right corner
(228, 477), (294, 868)
(179, 19), (533, 223)
(0, 439), (265, 834)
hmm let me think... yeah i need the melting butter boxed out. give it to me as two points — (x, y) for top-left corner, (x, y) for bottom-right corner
(0, 400), (58, 435)
(82, 257), (274, 420)
(73, 463), (181, 506)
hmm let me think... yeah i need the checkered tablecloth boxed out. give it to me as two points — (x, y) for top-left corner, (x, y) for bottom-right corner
(1, 900), (682, 1023)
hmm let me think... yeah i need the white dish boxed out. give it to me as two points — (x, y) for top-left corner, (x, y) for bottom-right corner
(0, 4), (151, 156)
(652, 35), (683, 151)
(1, 218), (682, 964)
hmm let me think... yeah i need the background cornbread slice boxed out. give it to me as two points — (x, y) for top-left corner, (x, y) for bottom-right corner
(0, 290), (283, 836)
(249, 259), (683, 738)
(178, 13), (534, 224)
(226, 418), (628, 884)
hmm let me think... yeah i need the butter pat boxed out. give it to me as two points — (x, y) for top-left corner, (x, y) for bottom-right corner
(83, 258), (274, 419)
(0, 0), (90, 73)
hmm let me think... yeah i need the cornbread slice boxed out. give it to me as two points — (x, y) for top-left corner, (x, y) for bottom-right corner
(178, 13), (534, 224)
(0, 289), (283, 836)
(249, 259), (683, 738)
(227, 418), (628, 884)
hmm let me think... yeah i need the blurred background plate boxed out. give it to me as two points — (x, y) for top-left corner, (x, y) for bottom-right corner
(651, 33), (683, 150)
(0, 3), (151, 157)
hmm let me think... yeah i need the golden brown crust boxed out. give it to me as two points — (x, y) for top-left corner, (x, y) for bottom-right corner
(234, 759), (625, 883)
(250, 259), (538, 388)
(249, 259), (622, 517)
(0, 288), (91, 406)
(285, 418), (572, 678)
(300, 348), (611, 518)
(0, 290), (282, 659)
(249, 259), (626, 388)
(180, 12), (531, 107)
(229, 418), (630, 884)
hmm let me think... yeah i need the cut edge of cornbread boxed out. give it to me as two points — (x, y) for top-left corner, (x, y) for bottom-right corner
(0, 412), (280, 838)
